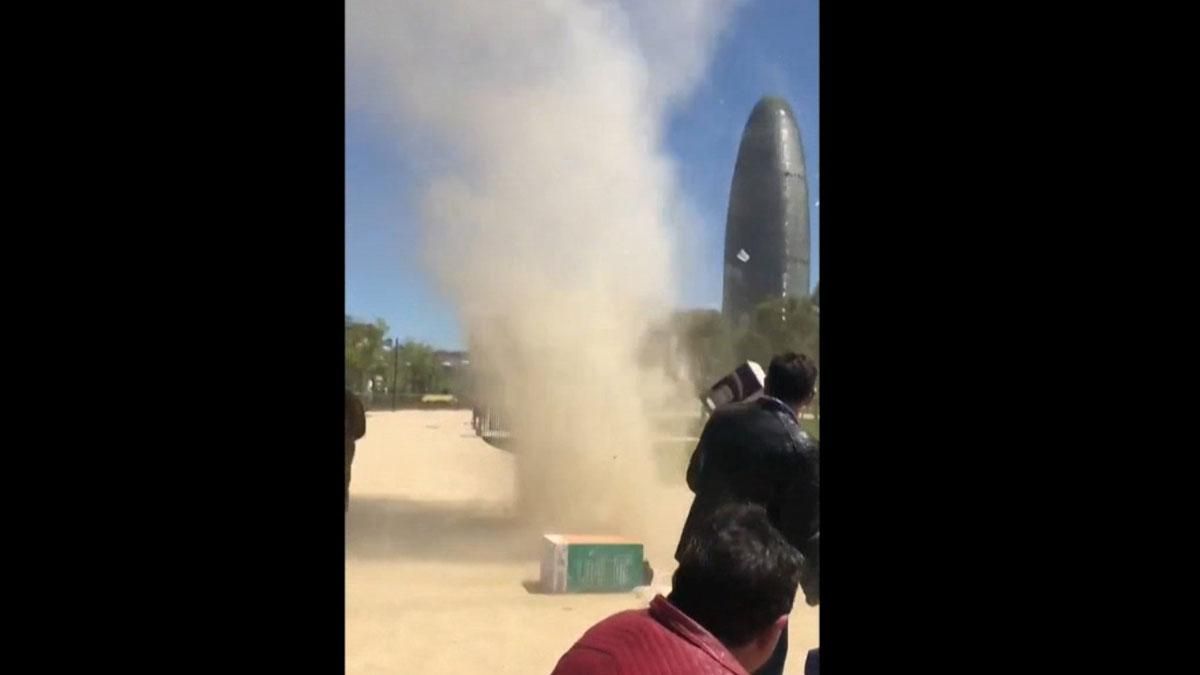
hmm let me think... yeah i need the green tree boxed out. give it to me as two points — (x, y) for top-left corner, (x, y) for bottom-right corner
(396, 340), (445, 395)
(745, 296), (820, 366)
(735, 296), (820, 414)
(681, 297), (819, 390)
(646, 297), (819, 397)
(345, 316), (390, 394)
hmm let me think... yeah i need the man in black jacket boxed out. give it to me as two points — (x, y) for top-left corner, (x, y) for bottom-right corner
(675, 352), (819, 675)
(346, 389), (366, 512)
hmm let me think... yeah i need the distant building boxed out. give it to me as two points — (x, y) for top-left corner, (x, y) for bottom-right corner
(722, 96), (811, 325)
(434, 350), (470, 368)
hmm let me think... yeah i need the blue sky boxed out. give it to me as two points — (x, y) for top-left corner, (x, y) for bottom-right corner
(346, 0), (818, 349)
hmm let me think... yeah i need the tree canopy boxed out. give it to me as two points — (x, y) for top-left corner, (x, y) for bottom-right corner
(345, 316), (455, 397)
(647, 294), (819, 396)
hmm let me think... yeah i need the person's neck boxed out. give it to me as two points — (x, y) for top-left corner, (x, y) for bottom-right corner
(667, 593), (763, 673)
(766, 395), (803, 418)
(727, 643), (763, 674)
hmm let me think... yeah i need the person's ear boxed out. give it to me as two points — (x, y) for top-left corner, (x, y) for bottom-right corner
(758, 614), (789, 649)
(739, 614), (791, 673)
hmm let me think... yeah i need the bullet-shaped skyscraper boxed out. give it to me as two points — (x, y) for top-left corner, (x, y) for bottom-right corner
(722, 96), (810, 325)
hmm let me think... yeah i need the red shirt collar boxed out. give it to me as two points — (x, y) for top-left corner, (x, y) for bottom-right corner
(648, 595), (750, 675)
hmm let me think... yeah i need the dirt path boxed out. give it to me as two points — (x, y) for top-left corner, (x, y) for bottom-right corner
(346, 409), (817, 674)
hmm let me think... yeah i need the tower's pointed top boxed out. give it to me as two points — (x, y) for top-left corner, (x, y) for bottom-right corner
(749, 95), (796, 121)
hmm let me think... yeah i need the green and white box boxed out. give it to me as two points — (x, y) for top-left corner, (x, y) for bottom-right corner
(540, 534), (644, 593)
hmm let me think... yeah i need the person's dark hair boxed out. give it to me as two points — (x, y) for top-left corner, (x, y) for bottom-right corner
(669, 503), (804, 648)
(764, 352), (818, 406)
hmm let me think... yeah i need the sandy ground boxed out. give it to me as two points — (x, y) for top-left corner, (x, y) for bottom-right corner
(346, 409), (818, 674)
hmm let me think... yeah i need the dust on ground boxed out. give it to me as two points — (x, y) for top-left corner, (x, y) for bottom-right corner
(346, 409), (818, 674)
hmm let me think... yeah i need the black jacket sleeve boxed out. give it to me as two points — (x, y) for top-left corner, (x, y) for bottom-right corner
(686, 409), (732, 492)
(777, 434), (819, 552)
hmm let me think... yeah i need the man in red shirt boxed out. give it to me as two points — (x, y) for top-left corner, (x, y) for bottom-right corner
(550, 503), (804, 675)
